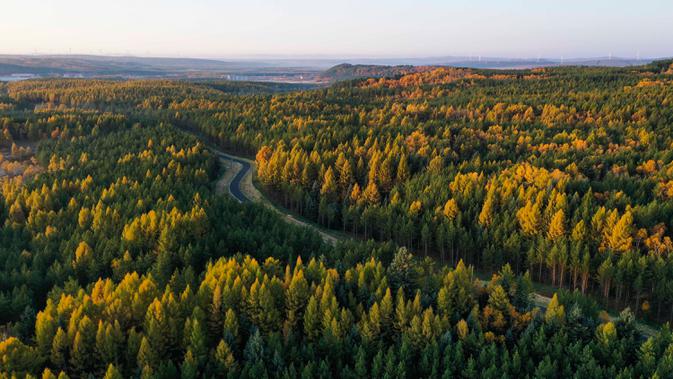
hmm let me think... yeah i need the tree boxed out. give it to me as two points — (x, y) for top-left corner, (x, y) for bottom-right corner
(360, 303), (381, 342)
(338, 159), (354, 192)
(73, 241), (93, 273)
(144, 299), (175, 362)
(479, 187), (496, 227)
(41, 368), (58, 379)
(103, 364), (123, 379)
(394, 288), (408, 333)
(606, 211), (634, 252)
(571, 220), (587, 242)
(186, 317), (208, 370)
(350, 183), (362, 204)
(483, 285), (511, 333)
(428, 155), (444, 174)
(363, 182), (381, 205)
(388, 248), (416, 291)
(380, 288), (394, 334)
(379, 157), (394, 192)
(213, 340), (236, 374)
(545, 294), (565, 324)
(443, 199), (459, 221)
(320, 166), (338, 201)
(547, 209), (566, 240)
(137, 337), (156, 370)
(95, 321), (120, 369)
(8, 199), (25, 224)
(223, 309), (239, 346)
(441, 260), (476, 318)
(35, 312), (57, 358)
(355, 346), (368, 378)
(208, 284), (224, 339)
(597, 258), (615, 300)
(50, 327), (68, 370)
(396, 155), (410, 182)
(456, 319), (469, 340)
(517, 199), (541, 236)
(243, 329), (265, 364)
(421, 224), (431, 256)
(286, 268), (310, 332)
(70, 317), (96, 376)
(180, 350), (198, 379)
(304, 296), (321, 340)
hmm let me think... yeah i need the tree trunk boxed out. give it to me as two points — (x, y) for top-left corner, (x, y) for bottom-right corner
(515, 254), (520, 273)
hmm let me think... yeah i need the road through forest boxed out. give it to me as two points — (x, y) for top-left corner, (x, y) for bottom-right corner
(209, 144), (658, 338)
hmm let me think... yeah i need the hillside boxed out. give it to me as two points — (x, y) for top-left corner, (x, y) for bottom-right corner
(318, 63), (425, 82)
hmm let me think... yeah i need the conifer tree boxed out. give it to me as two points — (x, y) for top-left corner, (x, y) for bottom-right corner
(363, 182), (381, 205)
(102, 364), (123, 379)
(607, 211), (634, 252)
(396, 154), (410, 183)
(545, 294), (565, 324)
(547, 209), (566, 240)
(214, 339), (237, 374)
(320, 166), (338, 201)
(70, 316), (96, 376)
(50, 328), (68, 370)
(479, 187), (496, 227)
(303, 296), (321, 340)
(517, 199), (541, 236)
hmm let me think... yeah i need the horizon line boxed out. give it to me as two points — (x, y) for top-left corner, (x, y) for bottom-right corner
(0, 52), (669, 62)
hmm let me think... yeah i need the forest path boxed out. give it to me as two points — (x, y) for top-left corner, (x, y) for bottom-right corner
(210, 145), (658, 338)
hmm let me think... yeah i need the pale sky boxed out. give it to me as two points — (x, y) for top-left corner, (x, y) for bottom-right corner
(2, 0), (672, 59)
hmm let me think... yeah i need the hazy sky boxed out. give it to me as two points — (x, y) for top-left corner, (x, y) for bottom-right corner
(2, 0), (672, 59)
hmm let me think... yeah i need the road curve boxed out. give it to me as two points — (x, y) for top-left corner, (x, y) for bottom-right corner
(216, 152), (251, 203)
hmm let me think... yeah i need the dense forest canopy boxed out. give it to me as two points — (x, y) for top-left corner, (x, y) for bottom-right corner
(1, 61), (673, 378)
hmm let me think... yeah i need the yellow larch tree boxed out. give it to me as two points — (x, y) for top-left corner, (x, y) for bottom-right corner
(606, 211), (634, 252)
(547, 209), (566, 240)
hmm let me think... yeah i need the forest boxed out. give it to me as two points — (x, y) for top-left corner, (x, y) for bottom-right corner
(1, 61), (673, 378)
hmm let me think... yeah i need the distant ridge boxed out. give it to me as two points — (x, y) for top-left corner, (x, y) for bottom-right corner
(0, 54), (664, 82)
(0, 54), (326, 82)
(318, 63), (421, 81)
